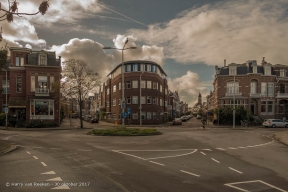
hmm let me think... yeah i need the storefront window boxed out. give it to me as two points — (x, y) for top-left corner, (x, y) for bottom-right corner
(35, 101), (49, 115)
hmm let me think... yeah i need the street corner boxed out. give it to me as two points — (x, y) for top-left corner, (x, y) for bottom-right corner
(0, 141), (18, 155)
(273, 131), (288, 146)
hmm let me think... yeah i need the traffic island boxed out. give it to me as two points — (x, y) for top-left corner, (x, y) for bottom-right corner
(87, 127), (162, 136)
(0, 141), (18, 155)
(273, 132), (288, 146)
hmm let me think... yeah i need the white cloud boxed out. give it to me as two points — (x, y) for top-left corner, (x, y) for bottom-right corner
(167, 71), (210, 107)
(50, 38), (113, 80)
(129, 0), (288, 65)
(112, 34), (164, 65)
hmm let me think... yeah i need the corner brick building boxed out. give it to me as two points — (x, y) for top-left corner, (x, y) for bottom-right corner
(98, 60), (169, 125)
(208, 58), (288, 121)
(0, 47), (61, 125)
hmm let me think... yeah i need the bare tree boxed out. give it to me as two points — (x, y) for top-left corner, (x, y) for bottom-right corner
(61, 59), (101, 128)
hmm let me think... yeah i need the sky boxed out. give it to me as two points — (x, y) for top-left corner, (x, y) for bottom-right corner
(1, 0), (288, 107)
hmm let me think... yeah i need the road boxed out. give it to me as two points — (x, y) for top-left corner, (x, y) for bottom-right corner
(0, 118), (288, 192)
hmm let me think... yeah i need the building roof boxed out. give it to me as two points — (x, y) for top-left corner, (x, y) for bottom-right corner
(218, 63), (272, 75)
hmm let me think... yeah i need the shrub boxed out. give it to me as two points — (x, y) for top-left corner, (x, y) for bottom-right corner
(88, 127), (162, 136)
(0, 113), (6, 126)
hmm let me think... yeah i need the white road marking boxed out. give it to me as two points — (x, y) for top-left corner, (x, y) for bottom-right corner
(116, 149), (197, 151)
(112, 150), (146, 160)
(215, 148), (226, 150)
(211, 158), (220, 163)
(41, 162), (47, 167)
(149, 161), (165, 166)
(33, 156), (38, 159)
(246, 145), (257, 148)
(202, 149), (212, 151)
(238, 147), (246, 149)
(227, 147), (237, 149)
(77, 149), (92, 152)
(46, 177), (63, 181)
(26, 151), (31, 154)
(51, 184), (70, 190)
(145, 150), (198, 160)
(228, 167), (243, 174)
(51, 148), (63, 150)
(200, 152), (206, 156)
(33, 147), (43, 148)
(180, 170), (200, 177)
(41, 171), (56, 174)
(224, 180), (287, 192)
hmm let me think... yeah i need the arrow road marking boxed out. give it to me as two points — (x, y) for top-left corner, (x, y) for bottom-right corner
(46, 177), (63, 182)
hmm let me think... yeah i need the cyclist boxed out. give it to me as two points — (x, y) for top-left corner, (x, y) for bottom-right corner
(201, 116), (207, 129)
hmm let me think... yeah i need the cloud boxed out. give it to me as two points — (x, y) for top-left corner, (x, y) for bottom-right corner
(129, 0), (288, 65)
(167, 71), (210, 107)
(50, 38), (113, 80)
(111, 34), (164, 65)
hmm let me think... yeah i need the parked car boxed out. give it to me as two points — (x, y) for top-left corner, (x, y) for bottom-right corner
(84, 115), (92, 121)
(196, 115), (201, 119)
(90, 118), (99, 123)
(71, 113), (78, 119)
(172, 118), (182, 125)
(180, 116), (188, 122)
(263, 119), (288, 128)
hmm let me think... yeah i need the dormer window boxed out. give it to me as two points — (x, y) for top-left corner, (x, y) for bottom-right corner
(229, 67), (236, 75)
(280, 69), (286, 77)
(16, 57), (24, 66)
(253, 66), (257, 73)
(39, 54), (47, 65)
(264, 66), (271, 75)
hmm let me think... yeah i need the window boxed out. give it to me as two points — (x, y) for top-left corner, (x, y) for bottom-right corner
(119, 82), (121, 90)
(229, 67), (236, 75)
(127, 97), (131, 104)
(132, 96), (138, 104)
(261, 101), (274, 113)
(31, 100), (54, 116)
(141, 80), (146, 88)
(152, 65), (156, 72)
(147, 112), (152, 120)
(38, 76), (48, 91)
(261, 82), (267, 96)
(153, 82), (157, 89)
(268, 83), (274, 96)
(113, 99), (116, 106)
(126, 65), (131, 72)
(113, 85), (116, 93)
(140, 64), (145, 71)
(2, 76), (9, 93)
(261, 101), (266, 112)
(50, 76), (54, 92)
(107, 88), (109, 95)
(160, 99), (163, 106)
(16, 77), (22, 93)
(250, 81), (257, 94)
(132, 80), (138, 88)
(146, 64), (151, 71)
(127, 81), (131, 89)
(39, 55), (47, 65)
(141, 112), (146, 120)
(132, 112), (138, 119)
(147, 81), (152, 89)
(107, 101), (109, 107)
(16, 57), (24, 66)
(119, 99), (121, 105)
(133, 64), (138, 71)
(264, 66), (271, 75)
(152, 97), (156, 104)
(141, 96), (146, 104)
(268, 101), (273, 112)
(280, 69), (286, 77)
(160, 85), (163, 92)
(156, 82), (158, 90)
(153, 112), (157, 119)
(226, 82), (239, 94)
(253, 66), (257, 73)
(147, 96), (152, 104)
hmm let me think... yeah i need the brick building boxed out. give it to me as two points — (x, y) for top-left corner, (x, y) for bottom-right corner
(0, 47), (61, 125)
(96, 60), (170, 125)
(210, 58), (288, 121)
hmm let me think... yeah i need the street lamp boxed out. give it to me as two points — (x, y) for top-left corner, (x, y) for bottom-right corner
(233, 69), (236, 128)
(139, 71), (145, 126)
(2, 69), (8, 129)
(103, 38), (137, 126)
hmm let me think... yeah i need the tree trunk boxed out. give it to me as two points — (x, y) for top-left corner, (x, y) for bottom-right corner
(79, 101), (83, 128)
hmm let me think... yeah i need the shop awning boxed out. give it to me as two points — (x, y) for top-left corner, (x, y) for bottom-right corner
(8, 97), (26, 108)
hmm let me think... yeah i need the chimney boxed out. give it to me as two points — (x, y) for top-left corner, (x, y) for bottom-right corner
(224, 59), (226, 67)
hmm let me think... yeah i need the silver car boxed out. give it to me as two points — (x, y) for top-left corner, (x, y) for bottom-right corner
(263, 119), (288, 128)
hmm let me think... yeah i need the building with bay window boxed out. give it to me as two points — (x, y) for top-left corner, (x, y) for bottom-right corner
(0, 47), (61, 126)
(209, 58), (288, 121)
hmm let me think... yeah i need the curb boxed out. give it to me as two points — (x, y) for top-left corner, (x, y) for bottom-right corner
(273, 134), (288, 146)
(0, 144), (18, 155)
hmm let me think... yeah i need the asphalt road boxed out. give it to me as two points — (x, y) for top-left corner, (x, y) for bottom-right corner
(1, 118), (288, 192)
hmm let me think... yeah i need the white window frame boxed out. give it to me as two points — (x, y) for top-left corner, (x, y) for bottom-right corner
(119, 82), (121, 90)
(261, 82), (267, 96)
(126, 81), (131, 89)
(146, 64), (151, 72)
(147, 112), (152, 120)
(229, 67), (236, 75)
(132, 80), (138, 88)
(113, 85), (116, 93)
(113, 99), (116, 106)
(147, 81), (152, 89)
(132, 96), (138, 104)
(141, 80), (146, 88)
(133, 64), (138, 71)
(226, 82), (239, 94)
(250, 81), (257, 94)
(107, 88), (109, 95)
(126, 65), (131, 72)
(132, 112), (138, 119)
(16, 76), (22, 93)
(147, 96), (152, 104)
(268, 82), (274, 96)
(253, 66), (257, 73)
(280, 69), (286, 77)
(141, 96), (146, 104)
(126, 96), (131, 104)
(160, 85), (162, 92)
(39, 54), (47, 66)
(264, 66), (271, 75)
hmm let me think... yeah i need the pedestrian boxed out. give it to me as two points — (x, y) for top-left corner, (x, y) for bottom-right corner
(283, 116), (287, 122)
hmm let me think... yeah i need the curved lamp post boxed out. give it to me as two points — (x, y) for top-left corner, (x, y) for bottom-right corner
(2, 69), (8, 129)
(103, 38), (137, 126)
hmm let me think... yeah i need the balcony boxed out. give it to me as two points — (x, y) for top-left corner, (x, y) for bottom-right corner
(276, 93), (288, 98)
(250, 93), (261, 98)
(225, 92), (242, 97)
(35, 88), (49, 96)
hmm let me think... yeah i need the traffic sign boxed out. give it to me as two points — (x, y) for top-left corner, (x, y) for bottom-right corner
(127, 107), (130, 114)
(121, 102), (125, 109)
(69, 110), (72, 114)
(122, 112), (127, 118)
(5, 107), (8, 114)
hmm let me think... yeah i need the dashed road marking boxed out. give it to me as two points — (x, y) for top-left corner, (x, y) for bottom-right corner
(41, 162), (47, 167)
(180, 170), (200, 177)
(149, 161), (165, 166)
(41, 171), (56, 174)
(200, 152), (206, 156)
(216, 148), (226, 151)
(228, 147), (237, 149)
(26, 151), (31, 154)
(33, 156), (38, 159)
(229, 167), (243, 174)
(238, 147), (246, 149)
(211, 158), (220, 163)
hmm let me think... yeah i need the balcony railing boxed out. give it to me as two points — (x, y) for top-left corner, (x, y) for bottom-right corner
(225, 92), (242, 96)
(35, 88), (49, 96)
(276, 93), (288, 98)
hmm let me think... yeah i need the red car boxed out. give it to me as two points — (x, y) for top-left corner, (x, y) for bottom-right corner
(172, 118), (182, 125)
